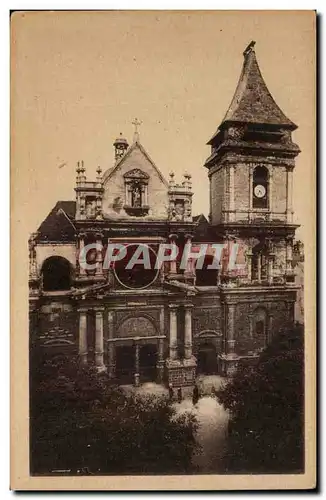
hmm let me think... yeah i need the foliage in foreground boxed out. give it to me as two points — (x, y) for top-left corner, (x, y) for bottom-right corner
(216, 324), (304, 473)
(30, 354), (198, 474)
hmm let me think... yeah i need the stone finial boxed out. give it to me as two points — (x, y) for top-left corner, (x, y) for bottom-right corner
(96, 165), (102, 180)
(169, 171), (175, 186)
(243, 40), (256, 58)
(183, 171), (192, 190)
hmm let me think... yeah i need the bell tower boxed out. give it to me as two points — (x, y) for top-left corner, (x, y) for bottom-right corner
(205, 41), (300, 227)
(204, 42), (301, 375)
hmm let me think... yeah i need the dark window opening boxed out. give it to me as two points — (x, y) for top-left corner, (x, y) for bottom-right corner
(195, 255), (218, 286)
(42, 257), (71, 291)
(251, 244), (268, 282)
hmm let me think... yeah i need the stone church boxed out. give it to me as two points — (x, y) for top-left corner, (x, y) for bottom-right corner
(29, 42), (300, 392)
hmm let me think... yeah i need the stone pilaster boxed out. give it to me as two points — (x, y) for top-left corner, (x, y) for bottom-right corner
(286, 166), (294, 223)
(157, 338), (164, 383)
(134, 343), (140, 387)
(78, 308), (88, 365)
(247, 252), (253, 281)
(95, 233), (103, 277)
(184, 304), (193, 359)
(249, 163), (254, 221)
(107, 310), (115, 379)
(219, 301), (239, 376)
(286, 236), (294, 274)
(226, 302), (236, 356)
(95, 308), (105, 371)
(156, 307), (165, 383)
(168, 304), (178, 360)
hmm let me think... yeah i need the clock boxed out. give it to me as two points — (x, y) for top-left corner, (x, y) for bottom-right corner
(254, 184), (266, 199)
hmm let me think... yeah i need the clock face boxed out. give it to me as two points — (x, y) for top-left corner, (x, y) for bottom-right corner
(254, 184), (266, 199)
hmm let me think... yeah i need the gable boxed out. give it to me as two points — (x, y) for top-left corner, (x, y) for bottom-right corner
(102, 142), (169, 221)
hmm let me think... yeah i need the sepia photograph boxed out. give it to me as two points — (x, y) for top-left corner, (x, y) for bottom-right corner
(10, 10), (316, 490)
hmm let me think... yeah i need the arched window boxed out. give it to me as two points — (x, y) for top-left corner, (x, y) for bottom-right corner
(253, 165), (268, 209)
(41, 256), (72, 291)
(251, 242), (268, 282)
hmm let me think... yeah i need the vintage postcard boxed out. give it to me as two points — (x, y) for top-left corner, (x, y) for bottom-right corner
(11, 10), (316, 490)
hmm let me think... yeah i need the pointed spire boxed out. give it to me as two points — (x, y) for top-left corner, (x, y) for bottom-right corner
(209, 41), (296, 142)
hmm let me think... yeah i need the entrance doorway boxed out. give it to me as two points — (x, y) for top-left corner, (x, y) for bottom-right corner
(139, 344), (157, 382)
(197, 342), (218, 375)
(115, 345), (135, 384)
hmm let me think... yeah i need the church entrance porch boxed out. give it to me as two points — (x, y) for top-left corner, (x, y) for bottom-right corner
(139, 344), (157, 383)
(197, 342), (218, 375)
(109, 336), (165, 386)
(115, 345), (135, 384)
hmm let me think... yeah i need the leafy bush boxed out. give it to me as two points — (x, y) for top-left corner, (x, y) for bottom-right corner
(30, 354), (198, 474)
(216, 324), (304, 473)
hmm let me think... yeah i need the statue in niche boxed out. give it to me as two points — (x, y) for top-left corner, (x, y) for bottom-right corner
(86, 199), (96, 218)
(131, 183), (142, 208)
(175, 201), (184, 220)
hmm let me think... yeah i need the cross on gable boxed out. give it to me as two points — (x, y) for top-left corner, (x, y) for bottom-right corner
(132, 118), (142, 142)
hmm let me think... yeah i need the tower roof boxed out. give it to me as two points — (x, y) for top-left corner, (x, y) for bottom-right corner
(208, 41), (296, 144)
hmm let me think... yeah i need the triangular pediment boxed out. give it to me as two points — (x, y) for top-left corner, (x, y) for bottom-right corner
(103, 141), (168, 187)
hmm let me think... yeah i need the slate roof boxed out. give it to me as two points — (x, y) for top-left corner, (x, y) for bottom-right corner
(208, 43), (296, 144)
(36, 201), (76, 242)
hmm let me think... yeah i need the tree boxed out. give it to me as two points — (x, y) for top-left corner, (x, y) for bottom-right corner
(216, 324), (304, 473)
(30, 353), (198, 474)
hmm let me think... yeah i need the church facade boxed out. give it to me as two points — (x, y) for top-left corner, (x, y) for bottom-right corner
(29, 42), (300, 392)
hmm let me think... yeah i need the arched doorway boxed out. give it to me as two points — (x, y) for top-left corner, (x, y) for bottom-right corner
(115, 345), (135, 384)
(197, 341), (218, 375)
(139, 344), (157, 382)
(41, 256), (72, 291)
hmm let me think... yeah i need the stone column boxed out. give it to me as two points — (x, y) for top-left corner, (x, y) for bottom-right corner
(169, 234), (178, 275)
(286, 167), (294, 223)
(184, 304), (193, 359)
(134, 342), (140, 387)
(95, 233), (103, 277)
(157, 338), (164, 383)
(78, 233), (87, 276)
(247, 252), (253, 281)
(95, 308), (105, 370)
(257, 254), (262, 282)
(107, 310), (115, 379)
(226, 303), (236, 355)
(286, 236), (293, 274)
(169, 304), (178, 360)
(156, 307), (165, 382)
(266, 239), (274, 284)
(78, 309), (88, 365)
